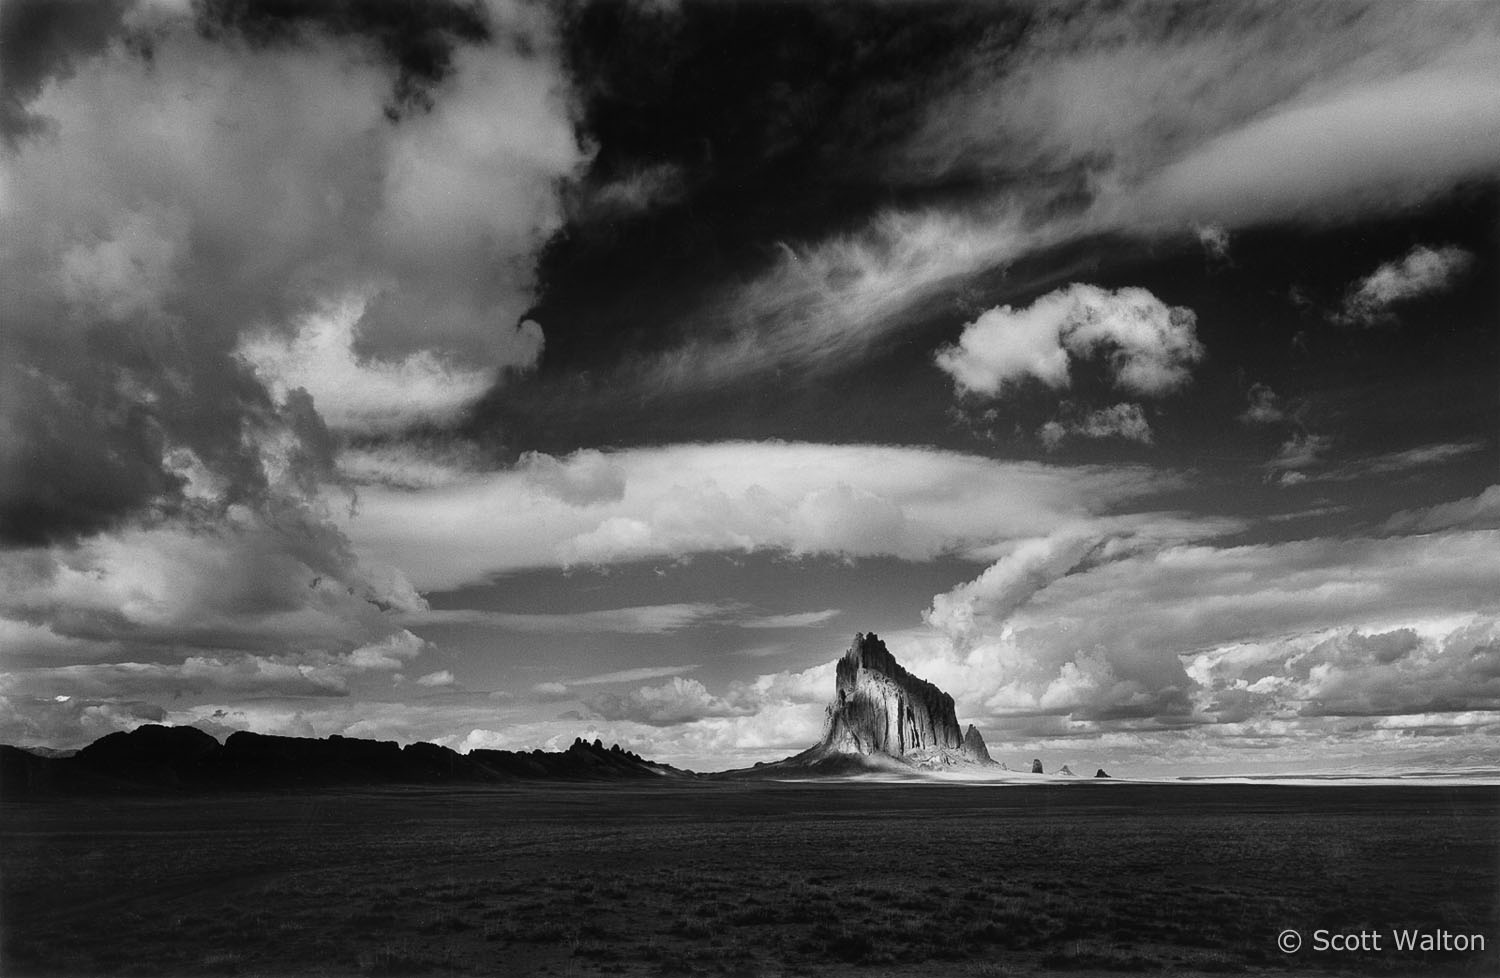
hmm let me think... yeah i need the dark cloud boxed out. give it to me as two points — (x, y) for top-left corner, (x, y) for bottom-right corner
(0, 0), (130, 143)
(194, 0), (491, 117)
(0, 363), (179, 546)
(1, 0), (575, 541)
(0, 694), (165, 748)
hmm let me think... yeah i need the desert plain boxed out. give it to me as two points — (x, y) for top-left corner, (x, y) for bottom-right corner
(3, 781), (1496, 978)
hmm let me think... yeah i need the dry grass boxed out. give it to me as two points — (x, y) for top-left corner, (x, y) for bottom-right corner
(2, 783), (1496, 977)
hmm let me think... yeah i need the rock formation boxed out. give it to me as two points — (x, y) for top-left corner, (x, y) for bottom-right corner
(820, 632), (966, 758)
(1031, 758), (1044, 774)
(1094, 768), (1111, 779)
(1058, 765), (1075, 776)
(734, 632), (996, 775)
(962, 724), (992, 764)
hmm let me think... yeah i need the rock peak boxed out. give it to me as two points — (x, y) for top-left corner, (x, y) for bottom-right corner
(814, 632), (994, 770)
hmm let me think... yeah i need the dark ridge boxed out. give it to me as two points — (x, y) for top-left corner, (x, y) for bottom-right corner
(0, 727), (694, 796)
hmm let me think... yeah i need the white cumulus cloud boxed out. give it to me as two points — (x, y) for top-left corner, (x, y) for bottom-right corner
(238, 294), (505, 434)
(935, 284), (1203, 399)
(1039, 403), (1154, 450)
(1336, 245), (1476, 326)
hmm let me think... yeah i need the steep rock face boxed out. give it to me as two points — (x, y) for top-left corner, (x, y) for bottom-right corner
(819, 633), (964, 758)
(961, 724), (992, 764)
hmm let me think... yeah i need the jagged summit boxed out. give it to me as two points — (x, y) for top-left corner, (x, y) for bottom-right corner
(822, 632), (966, 758)
(739, 632), (997, 776)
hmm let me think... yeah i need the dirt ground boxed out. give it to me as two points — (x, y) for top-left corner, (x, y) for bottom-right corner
(3, 781), (1496, 977)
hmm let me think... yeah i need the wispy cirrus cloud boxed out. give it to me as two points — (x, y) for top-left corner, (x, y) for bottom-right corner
(404, 603), (727, 635)
(737, 609), (841, 630)
(403, 602), (842, 635)
(664, 4), (1498, 389)
(1382, 485), (1500, 535)
(565, 665), (701, 687)
(1267, 438), (1485, 487)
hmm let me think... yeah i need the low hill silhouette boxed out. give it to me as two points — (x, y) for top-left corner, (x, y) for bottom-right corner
(0, 727), (693, 795)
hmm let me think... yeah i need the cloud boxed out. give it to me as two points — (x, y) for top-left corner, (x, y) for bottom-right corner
(925, 532), (1101, 653)
(191, 0), (492, 118)
(584, 676), (751, 727)
(934, 284), (1203, 399)
(447, 691), (831, 770)
(1038, 403), (1153, 451)
(577, 162), (686, 217)
(518, 450), (627, 507)
(1267, 437), (1485, 487)
(405, 601), (843, 636)
(0, 694), (166, 750)
(2, 655), (351, 701)
(1185, 621), (1500, 721)
(1267, 433), (1333, 479)
(415, 670), (455, 688)
(738, 609), (841, 630)
(888, 4), (1500, 230)
(237, 294), (506, 433)
(1239, 383), (1285, 425)
(0, 514), (424, 658)
(624, 207), (1045, 395)
(336, 441), (486, 491)
(346, 631), (426, 671)
(493, 4), (1499, 419)
(1356, 441), (1486, 476)
(1383, 485), (1500, 535)
(1336, 245), (1476, 326)
(0, 0), (130, 143)
(567, 665), (699, 687)
(1140, 51), (1500, 228)
(0, 2), (583, 750)
(405, 603), (728, 635)
(902, 524), (1500, 739)
(341, 441), (1189, 590)
(0, 2), (581, 543)
(1195, 223), (1231, 262)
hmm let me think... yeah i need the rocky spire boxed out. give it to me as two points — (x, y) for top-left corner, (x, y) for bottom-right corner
(813, 632), (993, 769)
(961, 724), (992, 764)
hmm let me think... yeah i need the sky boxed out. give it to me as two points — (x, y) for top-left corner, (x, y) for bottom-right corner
(1, 0), (1497, 776)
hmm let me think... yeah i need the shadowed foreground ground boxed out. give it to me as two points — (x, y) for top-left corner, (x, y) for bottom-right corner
(3, 782), (1496, 977)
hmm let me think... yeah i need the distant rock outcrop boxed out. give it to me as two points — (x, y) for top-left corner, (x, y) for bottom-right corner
(1058, 765), (1075, 776)
(1031, 758), (1044, 774)
(725, 632), (997, 776)
(962, 724), (992, 764)
(1095, 768), (1111, 779)
(0, 725), (695, 795)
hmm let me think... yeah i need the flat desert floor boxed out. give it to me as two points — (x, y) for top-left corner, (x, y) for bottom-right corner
(2, 782), (1496, 977)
